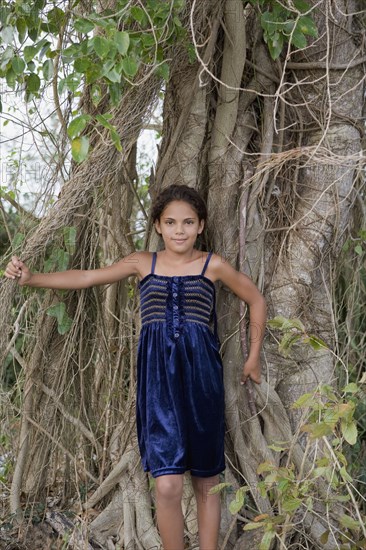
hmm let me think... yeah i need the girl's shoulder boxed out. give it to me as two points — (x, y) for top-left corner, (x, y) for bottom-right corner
(130, 250), (155, 280)
(207, 252), (240, 283)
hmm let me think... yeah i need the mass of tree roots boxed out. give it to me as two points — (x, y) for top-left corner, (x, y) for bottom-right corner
(0, 0), (365, 548)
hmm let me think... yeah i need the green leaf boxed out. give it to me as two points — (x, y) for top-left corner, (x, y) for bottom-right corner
(320, 531), (329, 545)
(26, 72), (40, 94)
(105, 68), (121, 83)
(341, 420), (358, 445)
(229, 486), (249, 514)
(95, 114), (114, 131)
(74, 18), (95, 33)
(85, 65), (102, 84)
(298, 15), (318, 37)
(277, 478), (289, 493)
(268, 33), (284, 60)
(74, 57), (91, 73)
(257, 461), (277, 475)
(55, 249), (70, 272)
(268, 316), (294, 330)
(1, 26), (14, 45)
(354, 244), (363, 255)
(339, 514), (361, 530)
(306, 335), (327, 350)
(208, 482), (232, 495)
(279, 332), (301, 356)
(243, 522), (265, 531)
(24, 45), (37, 63)
(42, 59), (54, 80)
(229, 496), (244, 515)
(91, 84), (102, 106)
(63, 226), (77, 255)
(339, 466), (353, 483)
(11, 56), (26, 75)
(343, 383), (359, 394)
(67, 115), (91, 138)
(292, 392), (317, 409)
(6, 68), (16, 89)
(46, 302), (73, 335)
(71, 136), (89, 163)
(291, 30), (307, 49)
(121, 57), (138, 77)
(47, 7), (66, 28)
(282, 497), (302, 512)
(12, 232), (25, 249)
(62, 73), (81, 93)
(110, 129), (122, 152)
(157, 61), (170, 81)
(108, 82), (121, 105)
(130, 6), (147, 25)
(92, 36), (111, 58)
(259, 530), (276, 550)
(301, 422), (334, 438)
(16, 18), (28, 42)
(293, 0), (311, 13)
(115, 31), (130, 55)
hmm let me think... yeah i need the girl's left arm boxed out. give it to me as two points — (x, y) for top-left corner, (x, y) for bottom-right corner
(212, 254), (267, 385)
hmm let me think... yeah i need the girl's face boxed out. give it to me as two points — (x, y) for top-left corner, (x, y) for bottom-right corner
(155, 200), (204, 252)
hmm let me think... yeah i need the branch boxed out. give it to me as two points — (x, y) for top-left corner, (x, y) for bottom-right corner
(1, 192), (38, 223)
(209, 0), (247, 162)
(39, 382), (103, 457)
(83, 448), (135, 510)
(286, 55), (366, 70)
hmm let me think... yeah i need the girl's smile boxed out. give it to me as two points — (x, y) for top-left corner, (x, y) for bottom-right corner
(155, 200), (204, 251)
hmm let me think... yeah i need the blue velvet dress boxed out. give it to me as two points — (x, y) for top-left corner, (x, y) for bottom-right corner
(136, 251), (225, 478)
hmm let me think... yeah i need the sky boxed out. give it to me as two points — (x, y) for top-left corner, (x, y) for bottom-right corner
(0, 83), (160, 217)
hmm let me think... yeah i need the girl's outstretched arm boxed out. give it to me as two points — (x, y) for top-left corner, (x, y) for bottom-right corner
(4, 253), (142, 290)
(211, 254), (267, 385)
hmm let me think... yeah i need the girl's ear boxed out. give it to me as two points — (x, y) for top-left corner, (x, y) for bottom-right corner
(154, 220), (162, 235)
(198, 219), (205, 234)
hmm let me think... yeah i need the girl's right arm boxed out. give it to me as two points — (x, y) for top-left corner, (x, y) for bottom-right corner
(4, 254), (142, 289)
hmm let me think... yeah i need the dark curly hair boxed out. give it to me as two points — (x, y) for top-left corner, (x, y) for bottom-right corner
(150, 184), (207, 224)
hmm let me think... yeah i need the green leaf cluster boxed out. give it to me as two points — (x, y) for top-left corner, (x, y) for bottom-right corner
(46, 302), (73, 335)
(249, 0), (318, 60)
(293, 383), (360, 446)
(268, 315), (327, 357)
(0, 0), (184, 108)
(0, 0), (185, 162)
(226, 380), (364, 546)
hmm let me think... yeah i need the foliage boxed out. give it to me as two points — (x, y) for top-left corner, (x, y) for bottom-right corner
(211, 320), (366, 547)
(0, 0), (185, 161)
(249, 0), (318, 59)
(267, 315), (327, 357)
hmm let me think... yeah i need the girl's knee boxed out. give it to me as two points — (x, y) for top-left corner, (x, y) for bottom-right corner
(155, 474), (184, 501)
(191, 475), (220, 499)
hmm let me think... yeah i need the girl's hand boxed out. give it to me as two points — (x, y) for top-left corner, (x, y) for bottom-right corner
(4, 256), (33, 286)
(240, 357), (261, 385)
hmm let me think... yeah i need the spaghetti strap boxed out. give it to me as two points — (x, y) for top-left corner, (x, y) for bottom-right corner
(151, 251), (157, 274)
(201, 252), (213, 277)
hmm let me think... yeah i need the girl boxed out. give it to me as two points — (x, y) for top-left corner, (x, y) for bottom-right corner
(5, 184), (266, 550)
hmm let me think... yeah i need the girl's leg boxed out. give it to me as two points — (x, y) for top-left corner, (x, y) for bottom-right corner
(155, 474), (184, 550)
(191, 475), (221, 550)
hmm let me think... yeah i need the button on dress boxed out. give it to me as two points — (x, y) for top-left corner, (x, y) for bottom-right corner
(136, 251), (225, 478)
